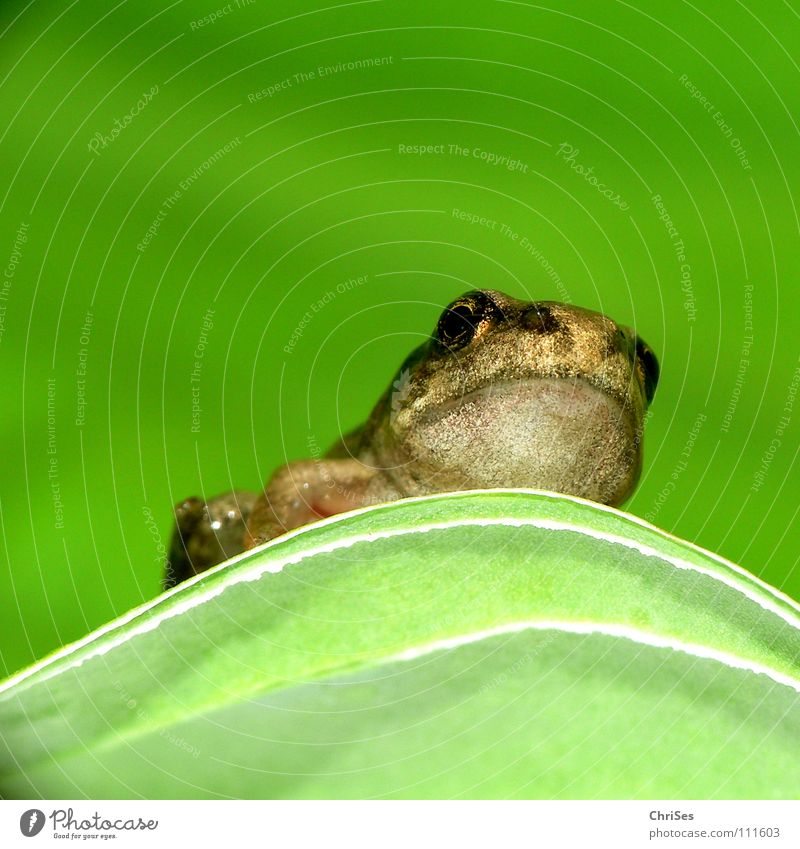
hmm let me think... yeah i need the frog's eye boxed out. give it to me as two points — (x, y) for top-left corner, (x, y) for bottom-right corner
(635, 337), (659, 405)
(435, 291), (495, 351)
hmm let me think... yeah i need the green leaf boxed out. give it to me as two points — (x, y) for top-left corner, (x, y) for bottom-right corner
(1, 490), (798, 799)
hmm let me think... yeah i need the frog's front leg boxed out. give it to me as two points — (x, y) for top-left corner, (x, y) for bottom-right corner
(165, 490), (257, 589)
(244, 458), (382, 549)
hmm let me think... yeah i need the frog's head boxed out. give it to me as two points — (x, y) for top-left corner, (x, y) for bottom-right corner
(374, 289), (659, 506)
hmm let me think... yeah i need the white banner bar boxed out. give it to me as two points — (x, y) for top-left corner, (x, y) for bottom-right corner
(1, 800), (797, 848)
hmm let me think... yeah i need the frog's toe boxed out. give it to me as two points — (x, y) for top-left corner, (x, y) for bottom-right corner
(165, 490), (257, 589)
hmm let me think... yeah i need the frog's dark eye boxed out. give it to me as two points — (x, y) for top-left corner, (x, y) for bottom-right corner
(435, 291), (496, 351)
(635, 336), (659, 405)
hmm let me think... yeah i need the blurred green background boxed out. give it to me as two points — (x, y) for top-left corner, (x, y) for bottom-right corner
(1, 0), (798, 677)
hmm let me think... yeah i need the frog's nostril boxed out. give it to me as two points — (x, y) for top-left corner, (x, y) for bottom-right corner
(524, 304), (560, 334)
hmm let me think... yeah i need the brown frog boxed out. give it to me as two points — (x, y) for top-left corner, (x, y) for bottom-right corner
(166, 290), (658, 588)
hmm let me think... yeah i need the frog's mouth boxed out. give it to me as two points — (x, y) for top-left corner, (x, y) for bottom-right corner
(409, 375), (642, 506)
(423, 373), (632, 422)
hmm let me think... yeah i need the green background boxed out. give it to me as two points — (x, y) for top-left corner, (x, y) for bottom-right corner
(1, 0), (798, 677)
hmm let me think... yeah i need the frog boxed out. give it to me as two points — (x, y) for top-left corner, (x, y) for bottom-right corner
(165, 289), (658, 588)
